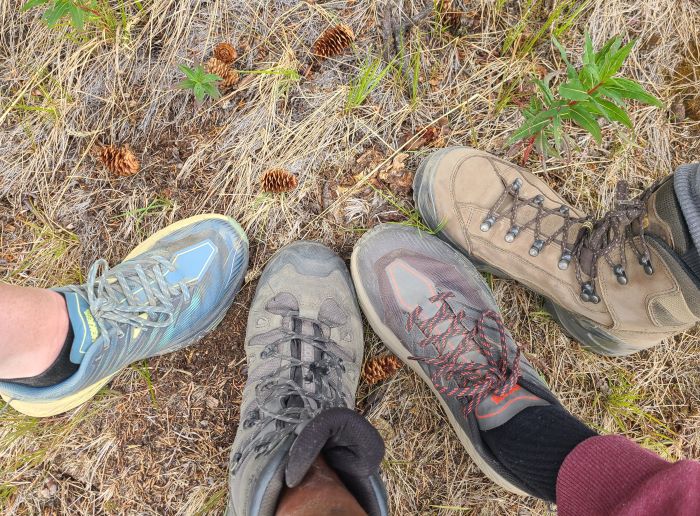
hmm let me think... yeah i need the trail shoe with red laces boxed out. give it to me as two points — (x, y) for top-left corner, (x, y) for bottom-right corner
(227, 242), (388, 516)
(351, 224), (595, 500)
(414, 147), (700, 355)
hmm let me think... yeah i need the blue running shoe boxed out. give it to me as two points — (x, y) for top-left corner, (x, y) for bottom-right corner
(0, 214), (248, 417)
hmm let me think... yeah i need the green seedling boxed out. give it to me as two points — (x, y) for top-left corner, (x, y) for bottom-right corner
(132, 360), (157, 407)
(508, 33), (663, 162)
(178, 65), (222, 103)
(116, 197), (174, 237)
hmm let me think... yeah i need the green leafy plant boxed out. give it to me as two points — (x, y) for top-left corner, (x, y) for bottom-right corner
(178, 65), (222, 103)
(508, 33), (664, 161)
(22, 0), (139, 40)
(22, 0), (96, 30)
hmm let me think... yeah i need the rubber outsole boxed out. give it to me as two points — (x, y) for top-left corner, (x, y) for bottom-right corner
(350, 228), (530, 497)
(2, 214), (247, 417)
(412, 152), (634, 357)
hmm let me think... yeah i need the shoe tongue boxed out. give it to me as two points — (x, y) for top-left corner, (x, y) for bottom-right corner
(645, 176), (692, 254)
(62, 291), (101, 365)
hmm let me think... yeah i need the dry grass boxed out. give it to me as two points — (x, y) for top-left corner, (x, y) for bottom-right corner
(2, 0), (700, 514)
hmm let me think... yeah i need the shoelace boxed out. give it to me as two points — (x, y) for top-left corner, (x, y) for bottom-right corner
(480, 177), (657, 303)
(64, 257), (191, 345)
(406, 292), (521, 415)
(0, 257), (189, 416)
(231, 316), (348, 474)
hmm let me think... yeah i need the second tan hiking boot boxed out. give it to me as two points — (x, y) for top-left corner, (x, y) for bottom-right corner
(413, 147), (700, 356)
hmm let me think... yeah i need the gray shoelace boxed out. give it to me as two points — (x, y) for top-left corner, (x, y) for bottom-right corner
(65, 257), (191, 344)
(231, 317), (348, 474)
(0, 256), (189, 414)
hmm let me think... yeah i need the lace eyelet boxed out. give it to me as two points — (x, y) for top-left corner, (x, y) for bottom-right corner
(558, 252), (572, 270)
(613, 264), (628, 285)
(533, 195), (544, 206)
(480, 216), (496, 232)
(579, 283), (600, 303)
(511, 178), (523, 192)
(639, 257), (654, 275)
(504, 226), (520, 243)
(529, 239), (544, 257)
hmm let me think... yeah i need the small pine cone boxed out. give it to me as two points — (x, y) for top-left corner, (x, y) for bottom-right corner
(205, 57), (239, 89)
(213, 42), (238, 64)
(260, 168), (298, 193)
(312, 24), (355, 59)
(436, 0), (461, 32)
(99, 144), (139, 177)
(361, 354), (403, 385)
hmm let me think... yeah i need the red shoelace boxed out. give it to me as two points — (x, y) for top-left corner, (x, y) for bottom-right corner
(406, 292), (521, 415)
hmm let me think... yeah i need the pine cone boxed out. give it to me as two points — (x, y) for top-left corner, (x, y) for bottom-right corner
(312, 24), (355, 59)
(361, 354), (403, 385)
(205, 57), (239, 89)
(99, 144), (139, 177)
(260, 168), (298, 193)
(436, 0), (461, 32)
(214, 42), (238, 64)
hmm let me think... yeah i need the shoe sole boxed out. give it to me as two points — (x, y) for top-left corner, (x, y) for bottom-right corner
(2, 214), (247, 417)
(413, 152), (636, 357)
(350, 229), (530, 498)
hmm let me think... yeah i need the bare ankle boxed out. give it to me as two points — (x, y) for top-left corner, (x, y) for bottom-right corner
(0, 285), (70, 379)
(275, 456), (367, 516)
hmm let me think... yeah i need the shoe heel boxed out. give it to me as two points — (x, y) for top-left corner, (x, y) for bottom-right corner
(543, 299), (639, 356)
(1, 375), (115, 417)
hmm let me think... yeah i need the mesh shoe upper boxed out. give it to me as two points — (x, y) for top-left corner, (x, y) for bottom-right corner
(0, 215), (248, 403)
(352, 224), (558, 495)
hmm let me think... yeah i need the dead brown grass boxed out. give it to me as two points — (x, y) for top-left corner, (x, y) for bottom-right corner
(1, 0), (700, 514)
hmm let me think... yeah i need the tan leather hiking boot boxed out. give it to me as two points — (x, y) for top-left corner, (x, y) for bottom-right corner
(413, 147), (700, 355)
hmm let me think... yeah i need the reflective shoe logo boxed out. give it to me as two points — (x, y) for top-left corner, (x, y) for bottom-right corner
(83, 309), (99, 340)
(475, 383), (548, 431)
(490, 384), (523, 405)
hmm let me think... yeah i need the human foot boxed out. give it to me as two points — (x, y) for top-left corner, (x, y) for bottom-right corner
(226, 242), (387, 516)
(414, 147), (700, 355)
(0, 285), (71, 381)
(0, 214), (248, 417)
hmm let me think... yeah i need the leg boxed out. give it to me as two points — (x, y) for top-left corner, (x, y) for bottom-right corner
(0, 284), (69, 379)
(276, 456), (367, 516)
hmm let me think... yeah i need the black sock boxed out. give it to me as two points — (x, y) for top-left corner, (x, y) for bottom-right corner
(481, 404), (597, 502)
(3, 295), (79, 387)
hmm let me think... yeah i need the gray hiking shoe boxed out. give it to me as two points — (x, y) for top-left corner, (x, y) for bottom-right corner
(226, 242), (388, 516)
(351, 224), (561, 497)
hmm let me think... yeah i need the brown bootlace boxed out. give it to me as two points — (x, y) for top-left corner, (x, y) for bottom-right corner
(406, 292), (521, 415)
(480, 177), (657, 303)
